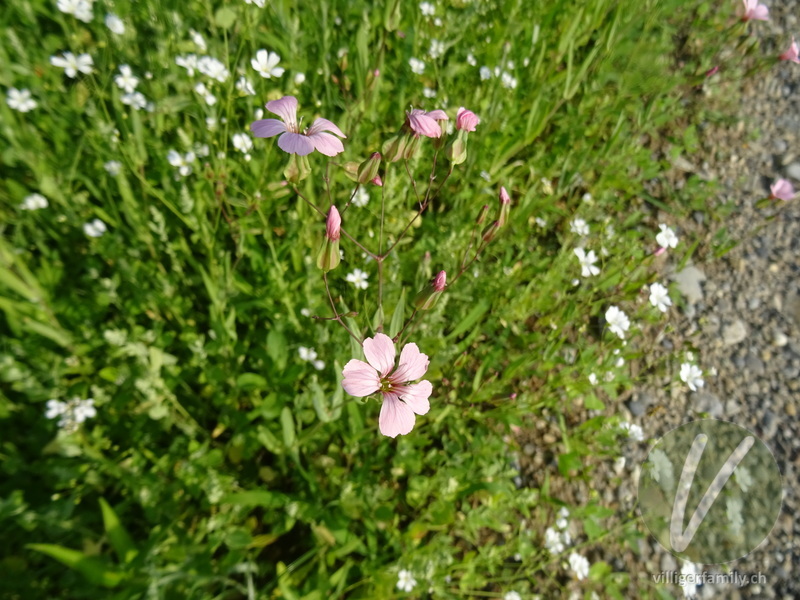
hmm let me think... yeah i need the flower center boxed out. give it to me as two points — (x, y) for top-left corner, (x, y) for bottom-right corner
(379, 377), (394, 393)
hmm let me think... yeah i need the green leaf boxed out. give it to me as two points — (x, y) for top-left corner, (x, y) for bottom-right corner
(280, 406), (296, 449)
(221, 490), (289, 508)
(26, 544), (125, 588)
(388, 289), (406, 338)
(98, 499), (138, 564)
(584, 395), (605, 410)
(446, 300), (490, 340)
(237, 372), (268, 390)
(267, 329), (288, 371)
(215, 7), (237, 29)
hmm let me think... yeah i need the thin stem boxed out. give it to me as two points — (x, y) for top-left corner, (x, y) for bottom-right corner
(404, 159), (422, 208)
(422, 149), (440, 206)
(340, 183), (361, 216)
(323, 272), (362, 345)
(393, 308), (418, 343)
(451, 239), (490, 286)
(377, 259), (384, 333)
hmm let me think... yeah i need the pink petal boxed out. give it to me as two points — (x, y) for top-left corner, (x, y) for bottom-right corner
(342, 359), (381, 397)
(397, 380), (432, 415)
(753, 5), (769, 20)
(251, 119), (287, 138)
(278, 132), (314, 155)
(307, 117), (346, 139)
(308, 132), (345, 156)
(378, 393), (416, 438)
(407, 113), (441, 138)
(425, 109), (449, 121)
(266, 95), (298, 123)
(391, 343), (430, 383)
(363, 333), (396, 376)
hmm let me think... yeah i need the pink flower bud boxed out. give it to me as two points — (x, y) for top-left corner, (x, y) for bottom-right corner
(476, 204), (489, 224)
(654, 246), (666, 257)
(705, 65), (719, 77)
(497, 186), (511, 227)
(779, 38), (799, 63)
(433, 270), (446, 291)
(326, 206), (341, 241)
(456, 107), (480, 132)
(357, 152), (382, 184)
(499, 186), (511, 205)
(370, 175), (383, 186)
(414, 270), (447, 310)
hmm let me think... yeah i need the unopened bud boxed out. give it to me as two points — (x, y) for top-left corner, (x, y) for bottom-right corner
(382, 134), (408, 163)
(317, 206), (341, 272)
(341, 161), (360, 182)
(497, 186), (511, 227)
(370, 175), (383, 186)
(414, 270), (447, 310)
(455, 107), (480, 132)
(446, 132), (468, 165)
(481, 220), (499, 242)
(357, 152), (382, 184)
(476, 204), (489, 225)
(284, 154), (312, 183)
(403, 133), (422, 159)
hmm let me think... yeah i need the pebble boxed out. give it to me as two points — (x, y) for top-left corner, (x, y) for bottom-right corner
(786, 162), (800, 180)
(690, 391), (723, 417)
(672, 265), (706, 305)
(723, 319), (748, 346)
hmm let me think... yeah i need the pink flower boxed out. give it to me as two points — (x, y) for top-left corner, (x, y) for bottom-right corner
(406, 108), (449, 138)
(705, 65), (720, 77)
(769, 178), (795, 201)
(250, 95), (346, 156)
(433, 270), (446, 291)
(455, 107), (479, 132)
(342, 333), (432, 438)
(779, 38), (799, 63)
(741, 0), (768, 21)
(326, 206), (341, 240)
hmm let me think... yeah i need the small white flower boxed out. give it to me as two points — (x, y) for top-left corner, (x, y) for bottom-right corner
(251, 49), (284, 79)
(105, 13), (125, 34)
(194, 144), (210, 158)
(409, 57), (426, 74)
(556, 507), (570, 530)
(294, 72), (306, 85)
(574, 247), (600, 277)
(57, 0), (93, 23)
(103, 161), (122, 176)
(429, 39), (445, 59)
(679, 363), (704, 392)
(649, 282), (672, 313)
(167, 150), (196, 177)
(50, 52), (94, 78)
(189, 29), (207, 52)
(232, 133), (253, 153)
(544, 526), (571, 554)
(466, 53), (477, 66)
(479, 65), (492, 80)
(588, 372), (598, 385)
(197, 56), (229, 82)
(236, 76), (256, 96)
(570, 218), (589, 236)
(298, 346), (318, 362)
(176, 54), (198, 76)
(433, 16), (442, 26)
(500, 71), (518, 89)
(605, 306), (630, 339)
(419, 1), (435, 16)
(568, 552), (590, 580)
(656, 223), (678, 249)
(45, 397), (96, 432)
(244, 0), (266, 6)
(121, 91), (147, 110)
(396, 569), (417, 593)
(648, 448), (674, 491)
(20, 193), (48, 210)
(620, 421), (644, 442)
(534, 217), (546, 228)
(206, 116), (218, 131)
(193, 82), (216, 105)
(503, 593), (522, 600)
(45, 399), (68, 420)
(114, 64), (139, 93)
(6, 88), (37, 112)
(83, 218), (107, 237)
(345, 269), (369, 290)
(352, 187), (369, 208)
(422, 86), (437, 98)
(312, 359), (325, 371)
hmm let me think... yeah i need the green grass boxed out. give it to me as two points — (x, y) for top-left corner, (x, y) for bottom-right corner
(0, 0), (759, 598)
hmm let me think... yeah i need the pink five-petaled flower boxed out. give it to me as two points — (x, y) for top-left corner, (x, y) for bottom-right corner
(250, 95), (346, 156)
(406, 108), (449, 138)
(769, 179), (795, 201)
(342, 333), (432, 438)
(741, 0), (769, 21)
(455, 107), (479, 132)
(779, 38), (799, 63)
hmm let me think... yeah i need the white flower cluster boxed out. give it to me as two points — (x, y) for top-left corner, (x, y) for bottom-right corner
(45, 397), (97, 432)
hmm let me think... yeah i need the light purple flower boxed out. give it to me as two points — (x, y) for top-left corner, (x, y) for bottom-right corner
(250, 95), (346, 156)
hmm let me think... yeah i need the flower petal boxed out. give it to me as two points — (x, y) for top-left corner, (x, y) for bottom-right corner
(378, 393), (416, 438)
(266, 95), (298, 123)
(407, 112), (441, 138)
(391, 342), (430, 382)
(425, 109), (448, 121)
(250, 119), (287, 138)
(363, 333), (396, 376)
(753, 5), (769, 20)
(397, 380), (432, 415)
(277, 132), (314, 155)
(308, 132), (345, 156)
(307, 118), (346, 139)
(342, 359), (381, 397)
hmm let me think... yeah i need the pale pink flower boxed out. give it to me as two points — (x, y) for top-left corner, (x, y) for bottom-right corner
(342, 333), (432, 438)
(250, 95), (346, 156)
(741, 0), (769, 21)
(769, 178), (795, 201)
(455, 107), (479, 131)
(326, 205), (341, 240)
(779, 38), (799, 63)
(406, 108), (449, 138)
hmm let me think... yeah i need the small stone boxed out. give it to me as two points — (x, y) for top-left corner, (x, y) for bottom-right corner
(762, 410), (778, 439)
(722, 319), (748, 346)
(745, 352), (765, 375)
(690, 391), (723, 417)
(786, 162), (800, 180)
(786, 403), (797, 417)
(672, 266), (706, 305)
(774, 331), (789, 347)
